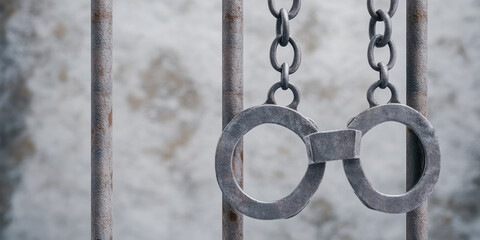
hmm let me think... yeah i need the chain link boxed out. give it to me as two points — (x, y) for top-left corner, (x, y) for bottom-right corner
(281, 63), (289, 90)
(368, 9), (392, 47)
(269, 0), (302, 95)
(276, 8), (290, 46)
(366, 0), (399, 104)
(367, 34), (396, 71)
(377, 62), (389, 89)
(270, 36), (301, 74)
(367, 0), (398, 20)
(268, 0), (301, 19)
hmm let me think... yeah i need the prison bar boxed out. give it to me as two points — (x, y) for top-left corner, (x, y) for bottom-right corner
(406, 0), (428, 239)
(91, 0), (113, 239)
(222, 0), (244, 239)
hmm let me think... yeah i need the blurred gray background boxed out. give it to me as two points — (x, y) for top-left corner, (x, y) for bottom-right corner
(1, 0), (479, 239)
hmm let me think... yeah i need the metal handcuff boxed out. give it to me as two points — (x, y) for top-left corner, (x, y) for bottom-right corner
(215, 0), (440, 220)
(343, 82), (441, 214)
(216, 83), (361, 220)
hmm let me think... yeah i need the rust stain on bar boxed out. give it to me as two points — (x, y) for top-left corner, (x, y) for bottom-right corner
(222, 0), (244, 239)
(108, 110), (112, 127)
(91, 0), (113, 240)
(91, 10), (113, 24)
(406, 0), (428, 240)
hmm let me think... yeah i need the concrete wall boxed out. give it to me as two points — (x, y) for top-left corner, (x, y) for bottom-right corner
(0, 0), (479, 239)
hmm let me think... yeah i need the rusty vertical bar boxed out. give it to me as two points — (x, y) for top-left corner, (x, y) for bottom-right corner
(406, 0), (428, 240)
(222, 0), (244, 239)
(91, 0), (113, 239)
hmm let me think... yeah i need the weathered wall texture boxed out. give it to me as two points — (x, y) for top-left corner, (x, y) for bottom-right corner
(0, 0), (479, 239)
(0, 0), (32, 236)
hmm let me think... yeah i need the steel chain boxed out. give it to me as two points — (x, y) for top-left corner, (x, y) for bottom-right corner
(366, 0), (399, 102)
(367, 0), (398, 21)
(269, 0), (302, 92)
(268, 0), (301, 19)
(368, 9), (392, 47)
(276, 8), (290, 47)
(281, 63), (289, 90)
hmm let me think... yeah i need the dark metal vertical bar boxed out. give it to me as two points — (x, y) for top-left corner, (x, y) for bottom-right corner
(406, 0), (428, 240)
(222, 0), (244, 239)
(91, 0), (113, 239)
